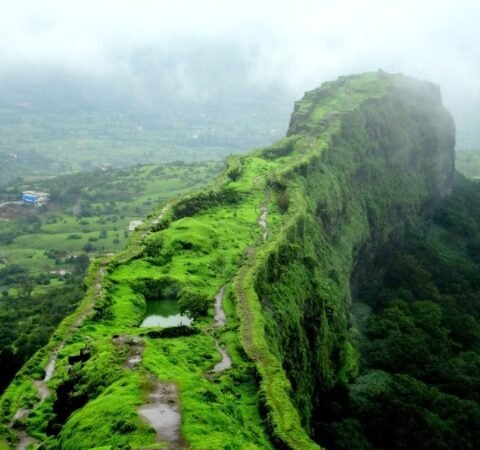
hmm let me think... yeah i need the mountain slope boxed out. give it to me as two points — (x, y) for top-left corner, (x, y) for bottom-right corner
(0, 72), (455, 449)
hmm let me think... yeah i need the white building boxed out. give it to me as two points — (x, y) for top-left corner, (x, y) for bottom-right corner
(21, 191), (49, 206)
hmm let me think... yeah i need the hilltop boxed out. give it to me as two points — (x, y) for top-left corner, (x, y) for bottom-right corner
(0, 72), (460, 449)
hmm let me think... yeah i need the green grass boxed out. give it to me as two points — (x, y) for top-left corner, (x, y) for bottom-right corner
(58, 374), (153, 450)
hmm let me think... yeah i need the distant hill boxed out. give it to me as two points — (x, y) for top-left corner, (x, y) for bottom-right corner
(0, 47), (297, 183)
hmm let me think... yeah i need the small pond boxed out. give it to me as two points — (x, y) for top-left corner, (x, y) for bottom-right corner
(140, 299), (192, 328)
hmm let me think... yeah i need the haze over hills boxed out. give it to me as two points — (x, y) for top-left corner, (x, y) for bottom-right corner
(0, 46), (295, 183)
(0, 38), (479, 184)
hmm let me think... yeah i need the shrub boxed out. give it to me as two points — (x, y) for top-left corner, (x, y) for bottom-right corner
(178, 289), (210, 319)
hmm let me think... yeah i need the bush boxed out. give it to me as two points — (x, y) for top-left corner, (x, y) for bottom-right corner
(145, 325), (199, 338)
(178, 289), (210, 319)
(277, 190), (290, 213)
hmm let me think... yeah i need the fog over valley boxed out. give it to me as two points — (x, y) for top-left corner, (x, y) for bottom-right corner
(0, 0), (479, 151)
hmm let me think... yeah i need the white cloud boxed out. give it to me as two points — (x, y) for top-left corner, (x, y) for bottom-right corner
(0, 0), (478, 109)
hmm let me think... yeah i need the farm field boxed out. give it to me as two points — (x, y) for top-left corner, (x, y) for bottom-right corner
(0, 161), (223, 288)
(0, 93), (289, 184)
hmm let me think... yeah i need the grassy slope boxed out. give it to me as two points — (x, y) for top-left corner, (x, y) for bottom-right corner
(0, 72), (452, 449)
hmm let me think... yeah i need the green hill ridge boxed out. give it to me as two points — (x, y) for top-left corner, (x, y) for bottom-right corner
(0, 71), (455, 449)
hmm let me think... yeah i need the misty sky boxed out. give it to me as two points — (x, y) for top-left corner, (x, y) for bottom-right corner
(0, 0), (479, 125)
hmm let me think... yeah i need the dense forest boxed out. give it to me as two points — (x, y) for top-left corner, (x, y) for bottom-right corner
(315, 174), (480, 449)
(0, 277), (85, 395)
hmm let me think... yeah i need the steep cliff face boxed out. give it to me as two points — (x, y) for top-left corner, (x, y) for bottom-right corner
(252, 73), (455, 436)
(0, 72), (455, 450)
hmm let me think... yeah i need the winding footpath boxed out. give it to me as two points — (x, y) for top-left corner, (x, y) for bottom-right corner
(13, 344), (65, 450)
(212, 341), (231, 373)
(212, 286), (232, 373)
(0, 201), (23, 209)
(259, 205), (268, 241)
(113, 336), (144, 369)
(234, 203), (269, 358)
(213, 285), (227, 328)
(142, 204), (170, 239)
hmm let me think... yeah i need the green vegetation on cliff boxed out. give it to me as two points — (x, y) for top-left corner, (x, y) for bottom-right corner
(0, 72), (457, 449)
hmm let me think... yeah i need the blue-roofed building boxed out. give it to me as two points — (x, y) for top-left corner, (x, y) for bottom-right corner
(21, 191), (49, 206)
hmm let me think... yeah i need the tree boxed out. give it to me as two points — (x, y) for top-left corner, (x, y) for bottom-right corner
(73, 254), (90, 275)
(0, 349), (21, 393)
(18, 276), (34, 300)
(83, 243), (96, 252)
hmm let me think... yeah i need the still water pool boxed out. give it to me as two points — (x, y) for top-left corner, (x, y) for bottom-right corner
(140, 299), (192, 327)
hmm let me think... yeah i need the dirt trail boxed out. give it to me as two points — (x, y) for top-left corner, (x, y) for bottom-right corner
(258, 205), (268, 241)
(71, 197), (81, 215)
(139, 380), (185, 450)
(113, 336), (144, 369)
(11, 339), (64, 448)
(212, 341), (231, 373)
(16, 433), (38, 450)
(210, 285), (232, 373)
(151, 205), (169, 226)
(214, 285), (227, 327)
(0, 201), (23, 209)
(231, 202), (268, 357)
(235, 246), (257, 354)
(44, 344), (64, 382)
(10, 408), (29, 424)
(33, 380), (50, 403)
(10, 347), (63, 449)
(142, 204), (169, 239)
